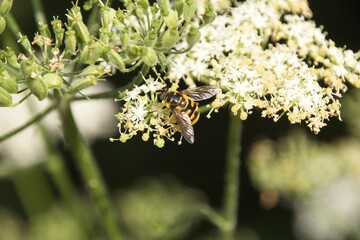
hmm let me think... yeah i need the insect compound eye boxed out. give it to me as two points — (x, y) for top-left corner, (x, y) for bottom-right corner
(156, 87), (168, 102)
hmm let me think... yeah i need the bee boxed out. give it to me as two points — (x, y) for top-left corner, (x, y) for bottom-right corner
(157, 85), (220, 144)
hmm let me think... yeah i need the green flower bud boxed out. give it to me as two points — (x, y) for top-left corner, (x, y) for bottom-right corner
(163, 9), (178, 28)
(18, 34), (33, 54)
(20, 58), (39, 78)
(135, 6), (144, 18)
(79, 41), (104, 64)
(161, 27), (179, 49)
(0, 69), (18, 93)
(116, 9), (125, 23)
(174, 0), (184, 16)
(186, 25), (201, 47)
(156, 0), (170, 16)
(0, 16), (6, 34)
(0, 0), (13, 16)
(138, 0), (149, 9)
(144, 30), (157, 47)
(68, 76), (97, 94)
(202, 0), (216, 25)
(5, 48), (19, 68)
(80, 65), (106, 76)
(183, 0), (197, 22)
(100, 5), (116, 28)
(141, 47), (158, 66)
(120, 27), (130, 45)
(125, 44), (141, 60)
(73, 20), (91, 45)
(0, 86), (12, 107)
(39, 22), (51, 38)
(104, 47), (125, 71)
(43, 73), (63, 89)
(64, 30), (77, 55)
(28, 75), (48, 100)
(51, 18), (65, 48)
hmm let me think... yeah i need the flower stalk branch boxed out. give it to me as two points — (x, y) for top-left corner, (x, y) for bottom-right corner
(58, 98), (122, 240)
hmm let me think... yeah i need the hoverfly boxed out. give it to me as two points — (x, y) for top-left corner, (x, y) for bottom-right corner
(157, 85), (220, 144)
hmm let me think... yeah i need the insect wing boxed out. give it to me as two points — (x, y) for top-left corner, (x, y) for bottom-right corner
(180, 86), (220, 101)
(172, 109), (195, 144)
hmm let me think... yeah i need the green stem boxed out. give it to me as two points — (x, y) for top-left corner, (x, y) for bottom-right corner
(30, 0), (48, 25)
(221, 113), (242, 240)
(0, 103), (58, 142)
(58, 98), (122, 240)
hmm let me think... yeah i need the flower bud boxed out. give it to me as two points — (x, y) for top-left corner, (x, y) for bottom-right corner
(174, 0), (184, 16)
(0, 0), (13, 16)
(39, 22), (51, 39)
(80, 65), (106, 76)
(161, 27), (179, 49)
(20, 58), (39, 78)
(0, 69), (17, 93)
(43, 73), (63, 89)
(202, 0), (216, 25)
(0, 16), (6, 34)
(68, 76), (97, 94)
(104, 47), (125, 71)
(0, 86), (12, 107)
(18, 34), (33, 54)
(144, 30), (157, 47)
(5, 48), (20, 68)
(79, 41), (104, 64)
(156, 0), (170, 16)
(120, 27), (130, 45)
(51, 18), (65, 48)
(141, 47), (158, 66)
(100, 5), (116, 28)
(183, 0), (197, 22)
(64, 30), (77, 55)
(138, 0), (149, 9)
(28, 75), (48, 100)
(125, 44), (141, 60)
(73, 20), (91, 45)
(186, 25), (201, 47)
(163, 9), (178, 28)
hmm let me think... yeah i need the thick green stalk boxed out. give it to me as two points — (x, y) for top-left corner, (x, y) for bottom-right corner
(58, 98), (122, 240)
(30, 0), (48, 25)
(221, 113), (242, 240)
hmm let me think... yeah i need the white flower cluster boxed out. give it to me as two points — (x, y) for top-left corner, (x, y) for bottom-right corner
(167, 0), (359, 133)
(111, 78), (179, 148)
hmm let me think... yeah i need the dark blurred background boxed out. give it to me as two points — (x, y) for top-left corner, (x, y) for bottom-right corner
(1, 0), (360, 239)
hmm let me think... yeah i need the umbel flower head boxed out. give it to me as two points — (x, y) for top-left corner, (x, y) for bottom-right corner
(166, 0), (360, 134)
(113, 0), (359, 147)
(111, 77), (180, 148)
